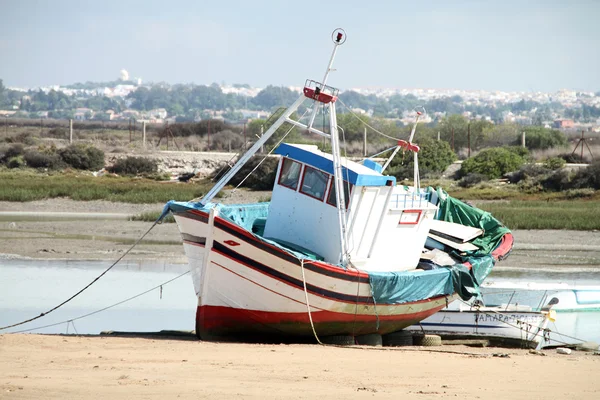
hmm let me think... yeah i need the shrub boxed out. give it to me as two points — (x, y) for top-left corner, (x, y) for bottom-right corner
(557, 153), (583, 164)
(223, 156), (278, 190)
(504, 145), (530, 159)
(460, 147), (525, 179)
(7, 156), (25, 169)
(518, 127), (568, 150)
(2, 144), (25, 162)
(541, 169), (572, 191)
(59, 144), (105, 170)
(24, 151), (65, 169)
(387, 138), (456, 180)
(108, 156), (158, 176)
(458, 173), (487, 188)
(544, 157), (566, 170)
(506, 163), (548, 184)
(210, 130), (245, 152)
(571, 160), (600, 190)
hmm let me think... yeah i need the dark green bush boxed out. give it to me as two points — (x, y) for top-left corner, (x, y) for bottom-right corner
(7, 156), (25, 169)
(558, 153), (582, 164)
(460, 147), (525, 179)
(59, 144), (105, 170)
(518, 127), (568, 150)
(541, 169), (572, 191)
(217, 156), (278, 190)
(504, 145), (530, 159)
(2, 144), (25, 162)
(109, 156), (158, 176)
(458, 173), (487, 188)
(387, 138), (456, 180)
(24, 151), (65, 169)
(544, 157), (566, 170)
(506, 163), (548, 184)
(571, 160), (600, 190)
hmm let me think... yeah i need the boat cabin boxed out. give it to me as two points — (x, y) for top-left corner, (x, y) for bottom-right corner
(262, 143), (438, 271)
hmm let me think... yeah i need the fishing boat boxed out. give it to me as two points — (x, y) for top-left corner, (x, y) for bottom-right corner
(163, 30), (514, 342)
(405, 297), (558, 349)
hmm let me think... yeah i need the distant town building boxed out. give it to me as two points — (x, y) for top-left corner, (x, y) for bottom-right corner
(553, 119), (575, 129)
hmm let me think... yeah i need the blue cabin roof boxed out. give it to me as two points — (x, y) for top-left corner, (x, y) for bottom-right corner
(275, 143), (396, 187)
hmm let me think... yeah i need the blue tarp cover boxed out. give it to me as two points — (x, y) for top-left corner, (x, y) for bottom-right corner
(368, 268), (454, 305)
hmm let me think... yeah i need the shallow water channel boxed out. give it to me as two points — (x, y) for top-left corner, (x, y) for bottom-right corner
(1, 258), (599, 347)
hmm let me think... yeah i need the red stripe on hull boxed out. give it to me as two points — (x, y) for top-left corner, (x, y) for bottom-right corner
(195, 303), (446, 339)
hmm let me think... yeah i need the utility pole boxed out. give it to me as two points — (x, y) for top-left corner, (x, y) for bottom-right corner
(142, 121), (147, 148)
(363, 127), (367, 157)
(521, 131), (526, 148)
(69, 119), (73, 144)
(467, 123), (471, 158)
(243, 122), (247, 150)
(207, 119), (211, 150)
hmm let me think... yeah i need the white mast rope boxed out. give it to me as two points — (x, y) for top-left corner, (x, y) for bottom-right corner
(232, 108), (311, 192)
(337, 98), (405, 142)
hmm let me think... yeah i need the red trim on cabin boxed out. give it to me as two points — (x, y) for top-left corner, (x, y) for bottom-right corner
(299, 165), (328, 202)
(277, 157), (302, 191)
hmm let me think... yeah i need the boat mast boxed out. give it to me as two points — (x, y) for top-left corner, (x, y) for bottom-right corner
(318, 29), (349, 266)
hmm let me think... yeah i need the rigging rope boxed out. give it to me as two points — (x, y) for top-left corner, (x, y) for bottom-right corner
(0, 217), (164, 331)
(8, 271), (190, 334)
(233, 108), (311, 191)
(337, 98), (405, 142)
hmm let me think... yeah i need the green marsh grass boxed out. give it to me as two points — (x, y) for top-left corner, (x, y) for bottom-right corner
(130, 211), (176, 223)
(477, 200), (600, 230)
(0, 169), (213, 203)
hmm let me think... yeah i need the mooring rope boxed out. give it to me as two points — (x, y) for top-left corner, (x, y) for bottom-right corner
(8, 270), (190, 334)
(299, 259), (323, 345)
(0, 217), (164, 331)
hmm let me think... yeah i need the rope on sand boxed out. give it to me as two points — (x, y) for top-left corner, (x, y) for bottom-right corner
(0, 216), (165, 331)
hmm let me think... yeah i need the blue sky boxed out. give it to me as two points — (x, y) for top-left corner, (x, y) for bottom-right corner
(1, 0), (599, 92)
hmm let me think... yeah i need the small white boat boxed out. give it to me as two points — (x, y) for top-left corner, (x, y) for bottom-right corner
(406, 298), (557, 348)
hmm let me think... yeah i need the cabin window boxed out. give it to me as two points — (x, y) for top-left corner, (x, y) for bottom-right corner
(278, 158), (302, 190)
(300, 166), (328, 201)
(326, 179), (353, 209)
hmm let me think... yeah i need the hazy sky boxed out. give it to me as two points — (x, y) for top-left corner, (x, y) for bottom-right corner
(1, 0), (599, 92)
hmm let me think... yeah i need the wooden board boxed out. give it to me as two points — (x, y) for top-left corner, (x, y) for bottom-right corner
(428, 233), (479, 252)
(429, 220), (483, 243)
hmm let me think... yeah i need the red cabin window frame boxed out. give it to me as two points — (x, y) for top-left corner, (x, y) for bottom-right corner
(299, 165), (329, 201)
(326, 179), (353, 209)
(277, 157), (302, 191)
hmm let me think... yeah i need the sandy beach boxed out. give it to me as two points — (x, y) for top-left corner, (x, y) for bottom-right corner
(2, 198), (600, 399)
(1, 334), (599, 400)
